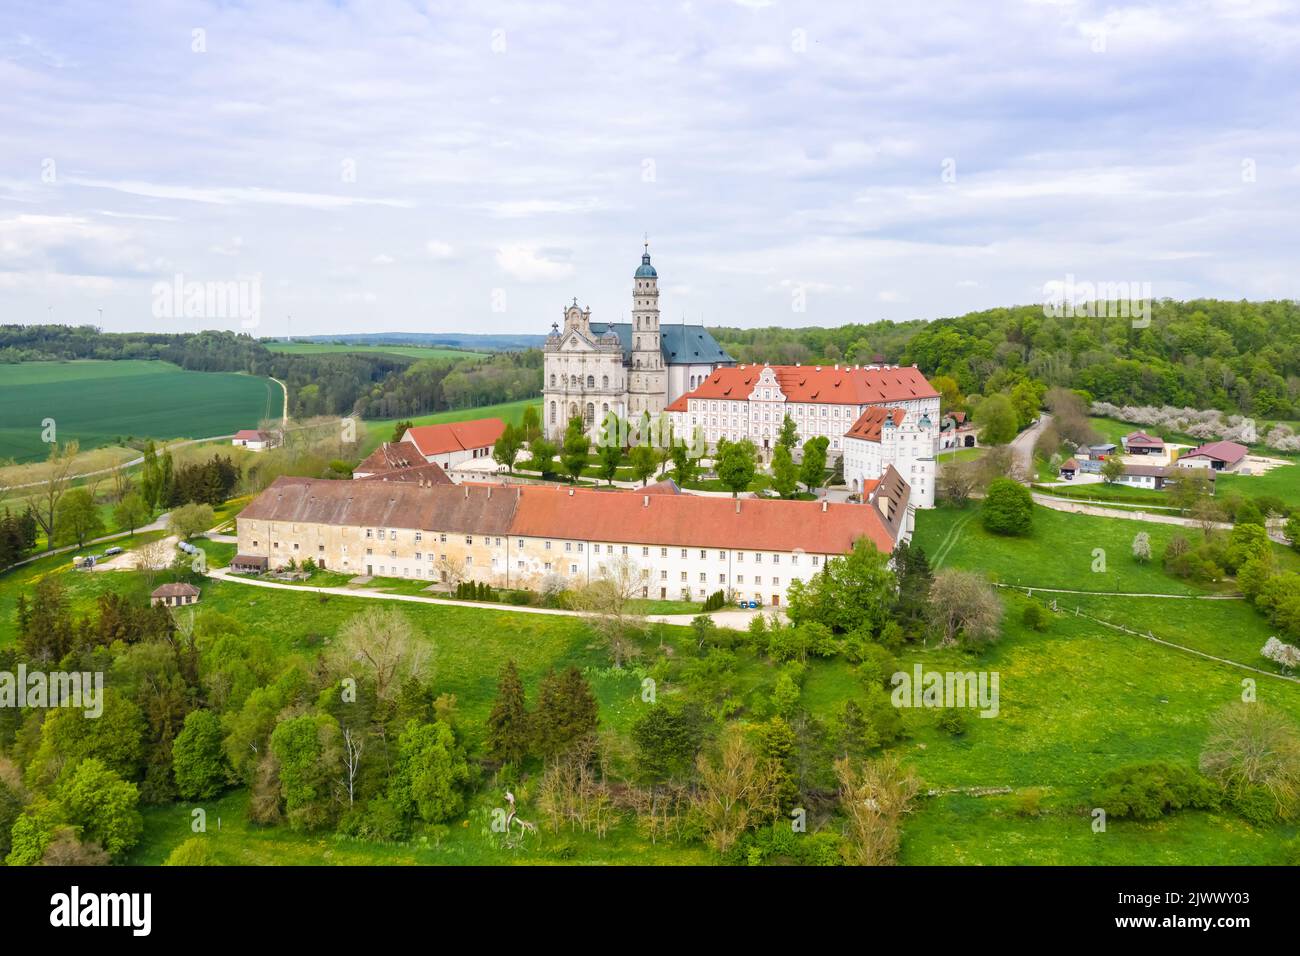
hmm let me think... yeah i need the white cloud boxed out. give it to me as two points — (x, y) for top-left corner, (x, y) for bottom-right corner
(496, 245), (574, 282)
(425, 241), (454, 260)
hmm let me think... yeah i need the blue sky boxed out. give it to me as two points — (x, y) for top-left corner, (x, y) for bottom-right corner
(2, 0), (1298, 336)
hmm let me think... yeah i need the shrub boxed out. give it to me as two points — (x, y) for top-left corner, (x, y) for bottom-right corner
(937, 709), (969, 737)
(1021, 602), (1050, 632)
(1093, 762), (1220, 820)
(981, 479), (1033, 536)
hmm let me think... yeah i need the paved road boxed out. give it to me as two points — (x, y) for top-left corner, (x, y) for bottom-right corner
(5, 512), (172, 570)
(1010, 413), (1051, 477)
(204, 567), (780, 628)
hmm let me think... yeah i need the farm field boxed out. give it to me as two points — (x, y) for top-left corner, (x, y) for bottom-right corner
(4, 494), (1299, 866)
(264, 341), (485, 361)
(0, 360), (278, 463)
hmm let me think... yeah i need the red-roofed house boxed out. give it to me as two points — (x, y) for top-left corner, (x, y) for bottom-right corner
(232, 429), (279, 451)
(665, 362), (940, 458)
(1121, 430), (1165, 455)
(402, 418), (507, 469)
(842, 406), (937, 507)
(1175, 440), (1248, 472)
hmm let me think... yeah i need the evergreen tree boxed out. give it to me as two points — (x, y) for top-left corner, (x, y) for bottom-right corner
(486, 660), (530, 765)
(532, 666), (598, 758)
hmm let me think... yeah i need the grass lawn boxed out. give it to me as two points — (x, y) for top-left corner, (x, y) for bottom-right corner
(362, 399), (541, 456)
(264, 342), (485, 361)
(8, 494), (1300, 866)
(0, 360), (278, 463)
(1216, 461), (1300, 510)
(913, 504), (1214, 594)
(1031, 481), (1175, 507)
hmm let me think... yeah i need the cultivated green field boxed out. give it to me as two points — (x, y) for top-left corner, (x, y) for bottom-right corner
(0, 361), (278, 463)
(264, 342), (485, 361)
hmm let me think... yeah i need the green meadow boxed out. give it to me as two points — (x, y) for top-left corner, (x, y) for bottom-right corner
(0, 360), (277, 463)
(4, 489), (1298, 865)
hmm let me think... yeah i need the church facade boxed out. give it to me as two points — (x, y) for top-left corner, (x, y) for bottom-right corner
(542, 246), (734, 440)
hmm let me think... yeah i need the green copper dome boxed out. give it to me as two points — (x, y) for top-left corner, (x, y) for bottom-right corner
(635, 251), (656, 278)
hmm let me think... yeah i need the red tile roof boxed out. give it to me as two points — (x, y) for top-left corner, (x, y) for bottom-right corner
(509, 484), (897, 554)
(354, 441), (426, 475)
(404, 418), (506, 457)
(152, 582), (200, 597)
(234, 429), (273, 441)
(356, 462), (454, 486)
(1180, 441), (1247, 465)
(1124, 430), (1164, 447)
(240, 475), (898, 555)
(845, 406), (907, 442)
(677, 364), (938, 405)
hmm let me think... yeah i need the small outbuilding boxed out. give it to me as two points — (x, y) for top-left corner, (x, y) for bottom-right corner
(151, 582), (201, 607)
(231, 554), (269, 574)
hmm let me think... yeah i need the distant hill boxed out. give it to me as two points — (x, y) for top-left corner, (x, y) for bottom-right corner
(268, 332), (547, 352)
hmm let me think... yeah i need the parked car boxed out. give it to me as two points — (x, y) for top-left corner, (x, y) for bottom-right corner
(103, 546), (123, 556)
(747, 600), (759, 609)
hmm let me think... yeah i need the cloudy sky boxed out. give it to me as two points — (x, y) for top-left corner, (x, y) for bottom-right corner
(2, 0), (1299, 337)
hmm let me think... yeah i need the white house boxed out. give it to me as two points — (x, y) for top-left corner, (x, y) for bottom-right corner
(842, 406), (937, 508)
(402, 418), (506, 470)
(664, 362), (941, 459)
(232, 429), (278, 451)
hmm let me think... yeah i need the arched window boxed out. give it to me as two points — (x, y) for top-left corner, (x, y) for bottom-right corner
(602, 375), (609, 388)
(585, 402), (595, 425)
(586, 375), (595, 388)
(635, 359), (641, 368)
(549, 373), (556, 387)
(549, 401), (556, 423)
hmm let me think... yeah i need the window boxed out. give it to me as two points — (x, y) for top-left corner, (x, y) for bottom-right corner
(378, 529), (385, 540)
(680, 549), (688, 559)
(737, 575), (744, 584)
(593, 544), (601, 555)
(544, 562), (551, 571)
(699, 550), (707, 559)
(577, 542), (583, 552)
(415, 532), (422, 542)
(699, 573), (706, 583)
(292, 543), (299, 551)
(660, 570), (668, 580)
(565, 542), (572, 552)
(466, 535), (473, 545)
(415, 553), (422, 561)
(642, 546), (649, 557)
(517, 539), (524, 548)
(365, 548), (372, 556)
(754, 553), (762, 563)
(570, 564), (578, 574)
(772, 554), (780, 565)
(718, 551), (727, 560)
(545, 541), (552, 550)
(719, 573), (726, 583)
(680, 572), (688, 581)
(440, 533), (447, 543)
(812, 556), (820, 566)
(622, 546), (629, 556)
(661, 547), (668, 558)
(365, 529), (373, 539)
